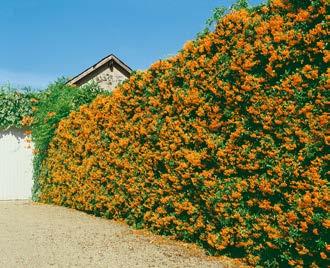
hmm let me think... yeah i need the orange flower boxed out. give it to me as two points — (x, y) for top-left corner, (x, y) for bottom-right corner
(320, 252), (327, 259)
(21, 116), (33, 126)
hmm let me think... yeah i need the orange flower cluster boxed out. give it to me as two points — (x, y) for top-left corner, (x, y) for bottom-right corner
(21, 116), (34, 127)
(38, 0), (329, 266)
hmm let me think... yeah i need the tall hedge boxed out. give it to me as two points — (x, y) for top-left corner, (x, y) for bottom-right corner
(38, 0), (329, 266)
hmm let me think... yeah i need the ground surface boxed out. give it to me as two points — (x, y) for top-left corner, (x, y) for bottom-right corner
(0, 201), (242, 268)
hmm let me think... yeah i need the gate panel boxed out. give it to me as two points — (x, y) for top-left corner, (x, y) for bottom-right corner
(0, 129), (33, 200)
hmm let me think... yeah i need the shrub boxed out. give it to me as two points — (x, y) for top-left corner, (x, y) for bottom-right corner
(38, 0), (329, 266)
(0, 85), (39, 129)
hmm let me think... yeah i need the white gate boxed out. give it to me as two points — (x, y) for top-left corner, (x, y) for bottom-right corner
(0, 128), (33, 200)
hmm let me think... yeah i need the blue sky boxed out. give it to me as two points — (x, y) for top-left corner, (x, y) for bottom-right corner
(0, 0), (262, 89)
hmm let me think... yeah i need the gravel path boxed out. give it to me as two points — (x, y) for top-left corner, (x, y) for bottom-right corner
(0, 201), (241, 268)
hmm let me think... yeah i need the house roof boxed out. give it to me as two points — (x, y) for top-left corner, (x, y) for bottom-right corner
(66, 54), (132, 86)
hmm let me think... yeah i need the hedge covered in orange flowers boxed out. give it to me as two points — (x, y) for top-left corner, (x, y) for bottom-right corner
(37, 0), (329, 266)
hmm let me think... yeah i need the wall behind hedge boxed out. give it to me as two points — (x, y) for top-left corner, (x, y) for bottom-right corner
(38, 0), (329, 267)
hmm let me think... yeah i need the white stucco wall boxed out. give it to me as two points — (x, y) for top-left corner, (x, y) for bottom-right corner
(0, 128), (33, 200)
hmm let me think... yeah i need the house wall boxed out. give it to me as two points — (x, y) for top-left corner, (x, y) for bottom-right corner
(76, 64), (129, 91)
(0, 128), (33, 200)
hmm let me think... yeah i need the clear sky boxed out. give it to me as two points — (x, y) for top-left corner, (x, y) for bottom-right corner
(0, 0), (262, 89)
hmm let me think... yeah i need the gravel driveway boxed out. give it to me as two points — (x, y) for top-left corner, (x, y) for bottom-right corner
(0, 201), (241, 268)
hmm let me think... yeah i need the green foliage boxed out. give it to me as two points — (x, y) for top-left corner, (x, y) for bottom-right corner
(205, 7), (227, 30)
(0, 85), (39, 129)
(31, 79), (104, 199)
(230, 0), (249, 11)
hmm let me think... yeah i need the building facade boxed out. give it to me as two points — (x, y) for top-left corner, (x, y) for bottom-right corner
(67, 54), (132, 91)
